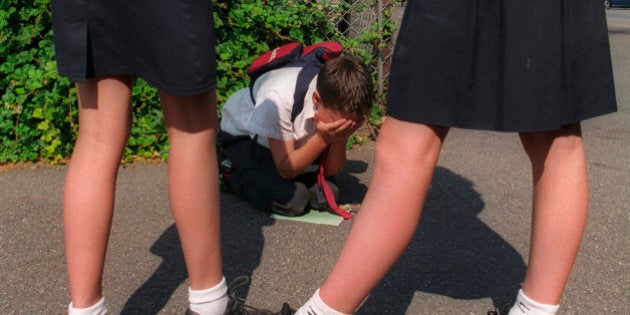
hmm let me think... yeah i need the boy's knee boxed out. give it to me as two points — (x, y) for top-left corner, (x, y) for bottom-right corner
(308, 181), (338, 210)
(270, 182), (309, 217)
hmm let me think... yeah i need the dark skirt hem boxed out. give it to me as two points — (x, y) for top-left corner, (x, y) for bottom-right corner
(58, 70), (217, 96)
(387, 104), (618, 132)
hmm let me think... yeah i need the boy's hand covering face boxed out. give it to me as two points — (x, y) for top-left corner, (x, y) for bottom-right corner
(313, 103), (364, 144)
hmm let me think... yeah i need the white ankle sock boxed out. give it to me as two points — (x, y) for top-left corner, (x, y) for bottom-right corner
(68, 297), (107, 315)
(188, 277), (229, 315)
(296, 289), (352, 315)
(508, 289), (560, 315)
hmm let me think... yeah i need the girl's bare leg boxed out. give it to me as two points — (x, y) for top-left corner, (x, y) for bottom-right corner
(160, 90), (223, 289)
(64, 76), (134, 307)
(319, 117), (448, 313)
(518, 125), (589, 304)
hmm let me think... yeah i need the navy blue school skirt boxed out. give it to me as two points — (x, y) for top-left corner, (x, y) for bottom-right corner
(51, 0), (216, 96)
(387, 0), (618, 132)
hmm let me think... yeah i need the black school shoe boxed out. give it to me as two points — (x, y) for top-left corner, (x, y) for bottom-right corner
(185, 276), (278, 315)
(277, 303), (295, 315)
(487, 303), (513, 315)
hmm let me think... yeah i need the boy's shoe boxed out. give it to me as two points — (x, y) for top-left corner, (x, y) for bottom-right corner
(218, 157), (234, 193)
(308, 181), (339, 210)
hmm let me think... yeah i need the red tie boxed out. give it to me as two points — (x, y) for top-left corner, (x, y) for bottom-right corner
(318, 148), (354, 219)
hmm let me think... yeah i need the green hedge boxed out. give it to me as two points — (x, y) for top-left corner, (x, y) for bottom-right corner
(1, 0), (387, 163)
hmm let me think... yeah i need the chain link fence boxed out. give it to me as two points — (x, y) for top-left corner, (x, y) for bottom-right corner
(321, 0), (406, 106)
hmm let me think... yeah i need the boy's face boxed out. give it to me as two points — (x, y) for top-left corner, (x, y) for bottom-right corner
(312, 91), (362, 124)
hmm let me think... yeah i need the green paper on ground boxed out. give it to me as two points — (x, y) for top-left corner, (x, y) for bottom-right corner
(271, 210), (344, 226)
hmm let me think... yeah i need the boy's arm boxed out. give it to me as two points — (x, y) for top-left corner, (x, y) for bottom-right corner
(268, 133), (329, 179)
(268, 136), (347, 179)
(320, 117), (364, 176)
(268, 118), (359, 179)
(321, 139), (347, 177)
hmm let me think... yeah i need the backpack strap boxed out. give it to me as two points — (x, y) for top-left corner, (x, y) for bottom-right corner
(290, 42), (343, 122)
(291, 61), (322, 122)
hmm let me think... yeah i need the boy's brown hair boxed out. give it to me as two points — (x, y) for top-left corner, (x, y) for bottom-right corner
(316, 56), (374, 117)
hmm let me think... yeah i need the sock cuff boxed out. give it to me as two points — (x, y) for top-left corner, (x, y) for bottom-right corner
(188, 276), (228, 304)
(517, 289), (560, 314)
(305, 289), (352, 315)
(68, 297), (107, 315)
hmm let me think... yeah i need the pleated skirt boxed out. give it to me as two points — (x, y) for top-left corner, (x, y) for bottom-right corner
(387, 0), (617, 131)
(51, 0), (216, 96)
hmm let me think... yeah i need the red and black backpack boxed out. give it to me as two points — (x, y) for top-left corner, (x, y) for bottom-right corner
(247, 41), (343, 122)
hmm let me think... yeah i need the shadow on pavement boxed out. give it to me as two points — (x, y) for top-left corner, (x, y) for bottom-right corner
(359, 167), (526, 314)
(120, 161), (369, 313)
(120, 198), (275, 314)
(121, 225), (187, 314)
(334, 159), (370, 205)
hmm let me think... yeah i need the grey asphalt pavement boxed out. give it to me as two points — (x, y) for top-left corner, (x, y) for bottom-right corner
(1, 11), (629, 315)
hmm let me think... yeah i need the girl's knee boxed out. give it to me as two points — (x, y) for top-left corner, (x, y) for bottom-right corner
(374, 120), (445, 168)
(521, 127), (585, 156)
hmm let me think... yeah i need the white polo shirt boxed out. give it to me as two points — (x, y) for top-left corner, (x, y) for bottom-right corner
(220, 67), (317, 149)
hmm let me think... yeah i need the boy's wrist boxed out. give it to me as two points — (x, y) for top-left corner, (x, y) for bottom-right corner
(314, 132), (332, 146)
(331, 136), (349, 144)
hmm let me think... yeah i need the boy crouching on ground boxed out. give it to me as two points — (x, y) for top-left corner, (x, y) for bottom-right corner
(218, 56), (373, 216)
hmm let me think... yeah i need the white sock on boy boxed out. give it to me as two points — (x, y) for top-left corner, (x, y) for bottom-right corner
(188, 276), (229, 315)
(508, 289), (560, 315)
(68, 297), (107, 315)
(296, 289), (351, 315)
